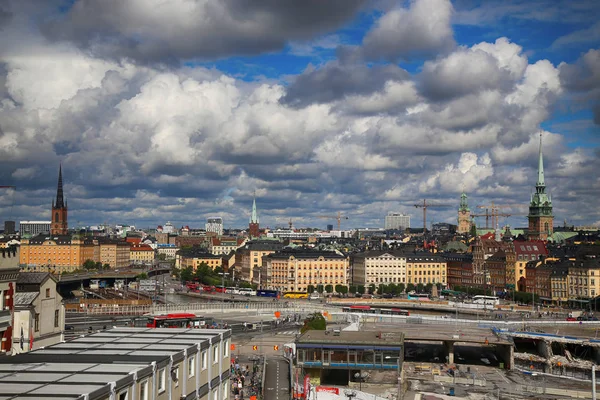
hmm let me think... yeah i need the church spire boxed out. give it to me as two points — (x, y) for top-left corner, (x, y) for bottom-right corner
(536, 133), (545, 188)
(250, 193), (259, 224)
(55, 164), (65, 209)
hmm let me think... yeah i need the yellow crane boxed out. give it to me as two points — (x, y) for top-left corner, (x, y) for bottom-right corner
(317, 212), (348, 231)
(476, 202), (527, 229)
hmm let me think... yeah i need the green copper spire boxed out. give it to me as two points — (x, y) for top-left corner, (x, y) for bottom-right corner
(537, 132), (545, 187)
(250, 194), (259, 224)
(459, 191), (469, 212)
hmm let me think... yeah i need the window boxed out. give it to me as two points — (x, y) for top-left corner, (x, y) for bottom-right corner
(34, 313), (40, 332)
(54, 310), (59, 328)
(188, 356), (196, 377)
(45, 288), (50, 298)
(140, 380), (148, 400)
(173, 366), (179, 387)
(223, 383), (229, 400)
(213, 345), (218, 364)
(158, 367), (166, 393)
(118, 391), (128, 400)
(213, 389), (219, 400)
(224, 339), (229, 357)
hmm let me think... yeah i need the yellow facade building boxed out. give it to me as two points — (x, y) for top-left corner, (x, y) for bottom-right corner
(98, 240), (131, 269)
(568, 258), (600, 299)
(405, 254), (447, 286)
(175, 249), (223, 271)
(19, 234), (95, 274)
(129, 244), (155, 264)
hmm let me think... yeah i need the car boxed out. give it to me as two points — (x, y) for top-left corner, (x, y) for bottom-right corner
(566, 317), (577, 321)
(382, 293), (393, 299)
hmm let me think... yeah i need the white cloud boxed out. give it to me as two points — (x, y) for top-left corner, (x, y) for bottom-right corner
(419, 152), (493, 193)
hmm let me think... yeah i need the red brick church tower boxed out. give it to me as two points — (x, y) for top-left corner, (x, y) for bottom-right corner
(50, 165), (68, 235)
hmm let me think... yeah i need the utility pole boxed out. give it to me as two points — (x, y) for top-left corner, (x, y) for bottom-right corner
(218, 272), (229, 328)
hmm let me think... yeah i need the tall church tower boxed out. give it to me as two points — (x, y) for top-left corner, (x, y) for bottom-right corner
(248, 195), (260, 238)
(457, 191), (471, 234)
(50, 165), (68, 235)
(527, 134), (553, 240)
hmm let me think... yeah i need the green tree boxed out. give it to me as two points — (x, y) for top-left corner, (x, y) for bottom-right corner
(307, 285), (315, 293)
(324, 284), (333, 293)
(103, 263), (111, 270)
(416, 283), (424, 293)
(95, 261), (102, 269)
(136, 272), (148, 280)
(406, 283), (415, 293)
(349, 285), (357, 294)
(157, 253), (167, 261)
(378, 284), (387, 294)
(83, 259), (96, 270)
(239, 281), (253, 289)
(335, 285), (348, 294)
(425, 283), (433, 293)
(171, 266), (181, 279)
(180, 266), (194, 282)
(357, 285), (365, 295)
(300, 312), (327, 334)
(387, 283), (397, 295)
(470, 223), (477, 237)
(316, 284), (324, 294)
(368, 284), (376, 294)
(397, 283), (406, 294)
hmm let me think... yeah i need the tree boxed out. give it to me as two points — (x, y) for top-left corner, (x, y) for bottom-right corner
(103, 263), (111, 270)
(406, 283), (415, 293)
(416, 283), (424, 293)
(349, 285), (357, 294)
(83, 259), (96, 270)
(470, 223), (477, 237)
(239, 281), (253, 289)
(316, 284), (324, 294)
(180, 266), (194, 282)
(300, 312), (327, 334)
(157, 253), (167, 261)
(397, 283), (406, 294)
(335, 285), (348, 294)
(387, 283), (397, 295)
(136, 272), (148, 280)
(95, 261), (102, 269)
(425, 283), (433, 293)
(325, 284), (333, 293)
(368, 284), (376, 294)
(357, 285), (365, 295)
(307, 285), (315, 293)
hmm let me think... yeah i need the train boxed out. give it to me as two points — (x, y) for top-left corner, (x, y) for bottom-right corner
(342, 305), (410, 316)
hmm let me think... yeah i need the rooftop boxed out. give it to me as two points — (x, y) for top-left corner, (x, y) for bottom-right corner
(296, 330), (403, 346)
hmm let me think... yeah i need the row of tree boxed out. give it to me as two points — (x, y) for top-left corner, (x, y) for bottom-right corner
(174, 263), (255, 289)
(306, 282), (444, 295)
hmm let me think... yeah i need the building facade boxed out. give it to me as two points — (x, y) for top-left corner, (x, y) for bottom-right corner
(442, 253), (473, 289)
(351, 250), (407, 287)
(405, 254), (447, 286)
(472, 238), (511, 287)
(568, 258), (600, 299)
(205, 217), (224, 236)
(511, 240), (548, 291)
(130, 244), (155, 264)
(527, 134), (554, 240)
(156, 244), (179, 260)
(248, 196), (260, 238)
(238, 241), (283, 283)
(13, 273), (64, 353)
(3, 221), (15, 235)
(19, 234), (95, 274)
(0, 247), (19, 354)
(175, 248), (223, 271)
(209, 237), (246, 255)
(50, 165), (68, 236)
(384, 212), (410, 230)
(19, 221), (51, 237)
(550, 262), (569, 303)
(457, 192), (471, 234)
(263, 250), (348, 292)
(98, 240), (130, 268)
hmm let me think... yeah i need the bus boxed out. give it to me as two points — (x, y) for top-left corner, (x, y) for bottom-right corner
(226, 287), (240, 295)
(238, 288), (256, 296)
(283, 292), (308, 299)
(146, 313), (207, 328)
(472, 295), (500, 305)
(214, 285), (226, 293)
(407, 293), (431, 301)
(257, 289), (279, 298)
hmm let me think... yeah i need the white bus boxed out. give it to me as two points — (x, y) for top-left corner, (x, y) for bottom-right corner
(238, 288), (257, 296)
(472, 295), (499, 305)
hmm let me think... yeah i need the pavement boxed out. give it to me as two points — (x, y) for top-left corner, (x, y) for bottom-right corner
(264, 357), (290, 400)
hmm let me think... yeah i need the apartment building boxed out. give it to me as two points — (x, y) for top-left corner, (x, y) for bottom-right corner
(441, 253), (473, 289)
(209, 237), (246, 255)
(263, 250), (348, 292)
(550, 262), (569, 303)
(13, 272), (64, 353)
(130, 244), (155, 264)
(0, 327), (231, 400)
(19, 234), (95, 274)
(351, 250), (406, 287)
(568, 257), (600, 299)
(471, 237), (511, 287)
(157, 244), (179, 260)
(98, 239), (130, 268)
(176, 248), (223, 271)
(511, 240), (548, 291)
(0, 246), (19, 354)
(406, 254), (447, 286)
(238, 241), (284, 284)
(525, 261), (552, 300)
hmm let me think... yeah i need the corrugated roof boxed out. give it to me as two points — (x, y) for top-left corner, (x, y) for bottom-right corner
(17, 272), (53, 285)
(14, 292), (38, 306)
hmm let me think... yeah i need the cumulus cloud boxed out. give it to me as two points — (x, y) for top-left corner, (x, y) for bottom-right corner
(362, 0), (455, 61)
(559, 49), (600, 125)
(419, 152), (494, 193)
(42, 0), (366, 62)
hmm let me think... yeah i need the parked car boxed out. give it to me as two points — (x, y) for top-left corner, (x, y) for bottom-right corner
(382, 293), (393, 299)
(566, 317), (577, 321)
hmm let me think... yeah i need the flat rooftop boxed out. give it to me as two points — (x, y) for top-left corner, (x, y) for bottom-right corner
(296, 330), (403, 345)
(362, 325), (512, 345)
(0, 328), (230, 400)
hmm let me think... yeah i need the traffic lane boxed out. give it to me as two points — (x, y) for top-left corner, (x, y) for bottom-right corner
(264, 357), (289, 400)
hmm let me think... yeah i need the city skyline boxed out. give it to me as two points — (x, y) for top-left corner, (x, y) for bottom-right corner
(0, 0), (599, 229)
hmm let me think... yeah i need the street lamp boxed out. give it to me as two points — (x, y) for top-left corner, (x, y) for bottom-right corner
(218, 272), (229, 328)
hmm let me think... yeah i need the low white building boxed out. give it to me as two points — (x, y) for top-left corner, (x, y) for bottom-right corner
(157, 243), (179, 259)
(12, 272), (64, 354)
(351, 250), (407, 287)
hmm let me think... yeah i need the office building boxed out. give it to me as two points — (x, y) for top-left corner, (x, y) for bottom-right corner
(3, 221), (15, 235)
(352, 250), (407, 287)
(206, 217), (224, 236)
(19, 221), (51, 237)
(384, 212), (410, 230)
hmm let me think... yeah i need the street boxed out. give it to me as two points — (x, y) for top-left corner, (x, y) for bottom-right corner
(264, 357), (290, 400)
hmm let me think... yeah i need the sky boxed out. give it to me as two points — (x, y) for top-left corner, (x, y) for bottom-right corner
(0, 0), (599, 231)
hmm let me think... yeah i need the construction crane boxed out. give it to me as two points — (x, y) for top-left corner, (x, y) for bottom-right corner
(317, 211), (348, 231)
(413, 199), (453, 234)
(476, 202), (527, 229)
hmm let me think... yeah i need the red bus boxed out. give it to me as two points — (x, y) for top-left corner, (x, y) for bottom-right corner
(202, 285), (213, 292)
(214, 285), (226, 293)
(146, 313), (206, 328)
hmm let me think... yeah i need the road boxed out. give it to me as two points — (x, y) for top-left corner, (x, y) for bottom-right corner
(264, 357), (290, 400)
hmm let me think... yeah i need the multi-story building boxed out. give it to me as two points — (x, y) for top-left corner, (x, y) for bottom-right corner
(457, 192), (471, 234)
(384, 212), (410, 231)
(405, 254), (447, 286)
(3, 221), (15, 235)
(98, 239), (130, 268)
(525, 261), (552, 301)
(351, 250), (407, 287)
(472, 237), (511, 287)
(209, 237), (246, 255)
(205, 217), (224, 236)
(486, 250), (508, 293)
(156, 243), (179, 260)
(511, 240), (548, 291)
(0, 247), (19, 354)
(442, 253), (473, 289)
(50, 165), (68, 236)
(130, 244), (155, 264)
(263, 250), (348, 292)
(19, 221), (51, 237)
(238, 241), (283, 283)
(568, 257), (600, 299)
(550, 261), (569, 303)
(13, 272), (64, 353)
(527, 134), (554, 240)
(0, 327), (231, 400)
(176, 248), (223, 271)
(19, 234), (95, 274)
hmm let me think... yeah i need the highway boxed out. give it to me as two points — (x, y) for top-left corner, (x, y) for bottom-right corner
(264, 357), (290, 400)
